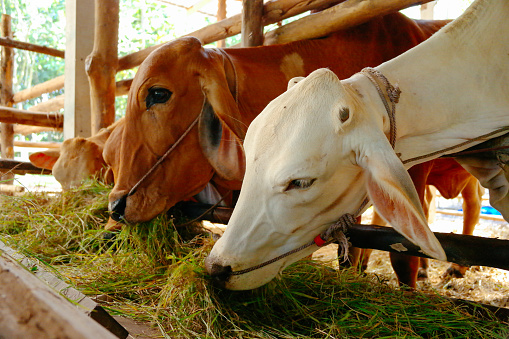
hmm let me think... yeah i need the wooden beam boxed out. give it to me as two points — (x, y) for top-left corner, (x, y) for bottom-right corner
(64, 0), (94, 139)
(216, 0), (227, 48)
(1, 14), (14, 185)
(0, 242), (121, 338)
(117, 0), (342, 71)
(115, 78), (132, 96)
(264, 0), (434, 45)
(187, 0), (212, 15)
(241, 0), (264, 47)
(347, 224), (509, 271)
(0, 37), (64, 58)
(437, 209), (504, 222)
(12, 75), (64, 104)
(0, 106), (63, 128)
(28, 95), (65, 113)
(13, 140), (61, 149)
(86, 0), (119, 134)
(0, 159), (51, 175)
(13, 125), (62, 135)
(177, 202), (509, 271)
(22, 78), (131, 115)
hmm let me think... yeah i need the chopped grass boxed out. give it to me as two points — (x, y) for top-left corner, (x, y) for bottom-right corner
(0, 180), (507, 338)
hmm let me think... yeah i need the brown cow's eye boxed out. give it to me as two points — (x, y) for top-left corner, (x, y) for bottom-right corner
(146, 87), (172, 109)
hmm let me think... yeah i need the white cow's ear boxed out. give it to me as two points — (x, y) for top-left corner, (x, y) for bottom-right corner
(358, 136), (446, 261)
(287, 77), (304, 90)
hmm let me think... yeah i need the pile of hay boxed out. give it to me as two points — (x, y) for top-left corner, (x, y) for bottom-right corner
(0, 181), (507, 338)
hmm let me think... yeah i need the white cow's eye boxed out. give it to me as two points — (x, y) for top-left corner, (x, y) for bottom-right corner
(285, 178), (316, 191)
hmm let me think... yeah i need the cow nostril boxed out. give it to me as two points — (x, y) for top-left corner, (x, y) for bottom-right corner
(109, 195), (127, 222)
(205, 259), (232, 288)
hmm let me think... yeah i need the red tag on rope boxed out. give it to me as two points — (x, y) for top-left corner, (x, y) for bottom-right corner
(314, 235), (327, 247)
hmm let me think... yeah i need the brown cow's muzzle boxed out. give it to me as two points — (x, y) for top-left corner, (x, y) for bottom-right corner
(109, 194), (127, 222)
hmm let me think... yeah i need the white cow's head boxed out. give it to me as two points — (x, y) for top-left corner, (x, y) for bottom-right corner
(205, 68), (446, 290)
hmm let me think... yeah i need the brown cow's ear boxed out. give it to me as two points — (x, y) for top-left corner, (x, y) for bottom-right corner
(199, 100), (245, 182)
(29, 149), (61, 170)
(197, 49), (246, 182)
(199, 49), (246, 141)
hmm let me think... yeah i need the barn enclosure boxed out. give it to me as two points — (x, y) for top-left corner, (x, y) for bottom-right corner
(0, 0), (508, 338)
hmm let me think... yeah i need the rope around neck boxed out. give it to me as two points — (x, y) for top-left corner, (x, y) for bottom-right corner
(229, 69), (401, 277)
(360, 67), (401, 148)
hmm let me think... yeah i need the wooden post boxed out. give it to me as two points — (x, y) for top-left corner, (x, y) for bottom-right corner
(241, 0), (264, 47)
(0, 14), (14, 185)
(64, 0), (94, 139)
(216, 0), (227, 48)
(86, 0), (119, 134)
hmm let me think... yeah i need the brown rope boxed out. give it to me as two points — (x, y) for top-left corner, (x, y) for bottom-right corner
(360, 67), (401, 148)
(127, 106), (202, 197)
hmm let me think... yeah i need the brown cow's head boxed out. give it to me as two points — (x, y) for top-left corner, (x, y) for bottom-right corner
(109, 37), (245, 223)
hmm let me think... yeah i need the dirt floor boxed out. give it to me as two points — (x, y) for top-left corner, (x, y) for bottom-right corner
(312, 207), (509, 309)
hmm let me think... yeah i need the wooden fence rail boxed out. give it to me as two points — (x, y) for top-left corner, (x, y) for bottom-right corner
(179, 202), (509, 272)
(0, 36), (64, 58)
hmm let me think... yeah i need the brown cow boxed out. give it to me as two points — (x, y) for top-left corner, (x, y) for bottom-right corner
(109, 13), (450, 223)
(29, 119), (124, 190)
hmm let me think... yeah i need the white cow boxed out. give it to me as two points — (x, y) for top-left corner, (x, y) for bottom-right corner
(205, 0), (509, 290)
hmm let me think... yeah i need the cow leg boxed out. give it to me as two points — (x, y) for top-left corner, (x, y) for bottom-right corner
(444, 177), (482, 278)
(389, 162), (433, 288)
(418, 186), (436, 280)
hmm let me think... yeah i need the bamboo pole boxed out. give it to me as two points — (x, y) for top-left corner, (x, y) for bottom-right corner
(0, 37), (64, 58)
(241, 0), (264, 47)
(0, 106), (63, 128)
(216, 0), (227, 48)
(1, 14), (14, 185)
(117, 0), (341, 71)
(264, 0), (434, 45)
(86, 0), (119, 133)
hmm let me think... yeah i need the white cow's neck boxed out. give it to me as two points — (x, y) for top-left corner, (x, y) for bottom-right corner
(370, 0), (509, 166)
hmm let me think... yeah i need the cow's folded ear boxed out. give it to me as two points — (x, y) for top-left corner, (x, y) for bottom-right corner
(199, 49), (246, 141)
(197, 49), (246, 182)
(357, 134), (446, 261)
(29, 149), (61, 170)
(199, 100), (245, 182)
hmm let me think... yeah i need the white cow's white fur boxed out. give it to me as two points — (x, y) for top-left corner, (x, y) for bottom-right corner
(206, 0), (509, 290)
